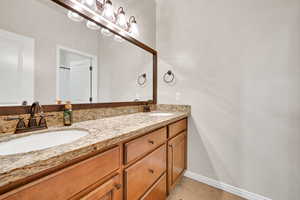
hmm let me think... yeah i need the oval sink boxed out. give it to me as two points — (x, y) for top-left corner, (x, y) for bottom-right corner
(148, 112), (174, 117)
(0, 130), (89, 156)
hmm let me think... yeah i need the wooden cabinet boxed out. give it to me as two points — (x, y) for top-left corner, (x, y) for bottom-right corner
(168, 131), (187, 191)
(125, 144), (166, 200)
(168, 119), (187, 138)
(140, 174), (167, 200)
(0, 118), (188, 200)
(81, 175), (121, 200)
(124, 127), (167, 164)
(0, 147), (120, 200)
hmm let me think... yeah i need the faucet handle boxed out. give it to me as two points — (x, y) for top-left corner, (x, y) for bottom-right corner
(4, 117), (23, 121)
(4, 117), (26, 130)
(16, 118), (26, 129)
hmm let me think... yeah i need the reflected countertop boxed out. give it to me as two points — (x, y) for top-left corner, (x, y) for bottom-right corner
(0, 110), (189, 189)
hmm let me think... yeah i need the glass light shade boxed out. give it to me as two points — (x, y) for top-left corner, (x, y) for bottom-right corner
(84, 0), (95, 7)
(103, 1), (115, 21)
(129, 22), (139, 37)
(114, 35), (124, 42)
(117, 12), (127, 29)
(67, 11), (84, 22)
(86, 21), (100, 30)
(101, 28), (113, 36)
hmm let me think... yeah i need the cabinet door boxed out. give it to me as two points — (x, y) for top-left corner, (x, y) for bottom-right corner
(168, 131), (187, 191)
(81, 175), (121, 200)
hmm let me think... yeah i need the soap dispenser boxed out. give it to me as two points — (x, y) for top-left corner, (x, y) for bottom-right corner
(63, 101), (73, 126)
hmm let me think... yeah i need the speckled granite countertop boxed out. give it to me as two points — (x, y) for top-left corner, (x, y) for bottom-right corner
(0, 111), (189, 189)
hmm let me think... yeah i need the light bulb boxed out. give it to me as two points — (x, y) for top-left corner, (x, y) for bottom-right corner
(67, 11), (83, 22)
(103, 0), (115, 21)
(101, 28), (112, 37)
(86, 21), (100, 30)
(84, 0), (95, 7)
(114, 35), (124, 42)
(116, 7), (127, 29)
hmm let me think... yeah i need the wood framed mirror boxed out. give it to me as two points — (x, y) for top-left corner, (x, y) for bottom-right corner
(0, 0), (157, 116)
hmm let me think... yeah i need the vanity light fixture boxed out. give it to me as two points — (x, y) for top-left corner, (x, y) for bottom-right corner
(102, 0), (115, 21)
(116, 7), (127, 29)
(84, 0), (96, 8)
(128, 16), (139, 37)
(66, 0), (140, 41)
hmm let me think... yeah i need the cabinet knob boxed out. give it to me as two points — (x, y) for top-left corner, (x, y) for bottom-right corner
(148, 140), (154, 144)
(148, 169), (154, 174)
(114, 184), (122, 190)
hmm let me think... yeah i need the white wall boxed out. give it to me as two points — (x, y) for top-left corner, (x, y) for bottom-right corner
(156, 0), (300, 199)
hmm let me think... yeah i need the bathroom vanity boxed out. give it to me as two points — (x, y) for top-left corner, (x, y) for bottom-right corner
(0, 0), (188, 199)
(0, 112), (189, 200)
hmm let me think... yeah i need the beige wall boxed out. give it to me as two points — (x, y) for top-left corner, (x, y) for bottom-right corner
(156, 0), (300, 199)
(0, 0), (100, 104)
(0, 0), (155, 105)
(98, 0), (156, 103)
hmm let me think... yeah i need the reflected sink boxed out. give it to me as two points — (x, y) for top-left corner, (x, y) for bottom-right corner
(0, 130), (89, 156)
(148, 112), (174, 117)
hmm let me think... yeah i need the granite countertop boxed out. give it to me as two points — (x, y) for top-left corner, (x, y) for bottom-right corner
(0, 111), (189, 189)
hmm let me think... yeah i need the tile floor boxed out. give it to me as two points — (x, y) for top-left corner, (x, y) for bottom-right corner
(168, 177), (246, 200)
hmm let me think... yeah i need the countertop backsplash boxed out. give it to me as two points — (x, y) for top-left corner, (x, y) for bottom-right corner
(0, 104), (191, 134)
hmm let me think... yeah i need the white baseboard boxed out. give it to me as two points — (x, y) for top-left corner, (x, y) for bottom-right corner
(184, 171), (272, 200)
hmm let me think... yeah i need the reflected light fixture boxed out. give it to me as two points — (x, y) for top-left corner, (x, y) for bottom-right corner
(101, 28), (113, 36)
(67, 11), (84, 22)
(87, 20), (101, 30)
(114, 35), (124, 42)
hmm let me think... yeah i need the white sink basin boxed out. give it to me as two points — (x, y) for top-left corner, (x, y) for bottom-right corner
(0, 130), (89, 156)
(148, 112), (174, 117)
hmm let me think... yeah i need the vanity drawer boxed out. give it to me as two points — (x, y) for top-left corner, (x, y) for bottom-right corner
(140, 174), (166, 200)
(80, 174), (121, 200)
(124, 127), (167, 164)
(125, 144), (166, 200)
(0, 147), (120, 200)
(168, 119), (187, 138)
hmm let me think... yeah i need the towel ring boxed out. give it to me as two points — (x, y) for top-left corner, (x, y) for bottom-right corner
(163, 70), (175, 83)
(137, 73), (147, 86)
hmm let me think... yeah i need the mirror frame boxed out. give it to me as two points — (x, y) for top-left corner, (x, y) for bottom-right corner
(0, 0), (157, 116)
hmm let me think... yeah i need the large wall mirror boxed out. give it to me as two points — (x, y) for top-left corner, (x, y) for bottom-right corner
(0, 0), (157, 114)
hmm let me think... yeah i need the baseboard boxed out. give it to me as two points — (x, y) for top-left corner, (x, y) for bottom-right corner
(184, 171), (272, 200)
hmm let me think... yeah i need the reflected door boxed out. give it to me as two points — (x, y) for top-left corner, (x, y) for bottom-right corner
(58, 48), (97, 104)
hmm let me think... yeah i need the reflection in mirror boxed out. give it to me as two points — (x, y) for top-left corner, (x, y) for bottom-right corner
(0, 0), (154, 106)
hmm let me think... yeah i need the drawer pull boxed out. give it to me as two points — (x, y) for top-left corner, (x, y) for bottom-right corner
(148, 140), (155, 144)
(114, 184), (122, 190)
(148, 169), (154, 174)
